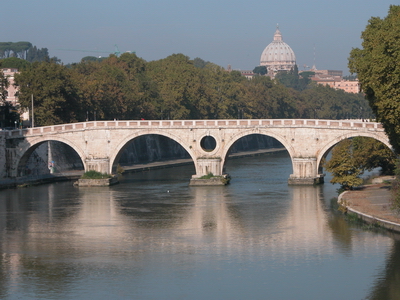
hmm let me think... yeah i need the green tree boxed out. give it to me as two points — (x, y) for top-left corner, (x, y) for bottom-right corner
(243, 75), (297, 119)
(14, 60), (80, 126)
(0, 57), (31, 70)
(0, 69), (20, 128)
(0, 69), (8, 104)
(0, 42), (32, 59)
(324, 137), (395, 190)
(72, 53), (158, 120)
(325, 139), (365, 189)
(348, 5), (400, 153)
(275, 65), (311, 91)
(193, 57), (210, 69)
(253, 66), (267, 75)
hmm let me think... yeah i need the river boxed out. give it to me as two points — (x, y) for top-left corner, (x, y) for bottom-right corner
(0, 151), (399, 300)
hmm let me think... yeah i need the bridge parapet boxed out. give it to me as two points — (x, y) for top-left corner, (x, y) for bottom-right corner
(2, 119), (384, 139)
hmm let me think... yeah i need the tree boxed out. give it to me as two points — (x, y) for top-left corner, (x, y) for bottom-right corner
(253, 66), (267, 76)
(72, 53), (159, 120)
(0, 42), (32, 59)
(0, 57), (31, 70)
(193, 57), (210, 69)
(14, 60), (80, 126)
(275, 65), (312, 91)
(348, 5), (400, 153)
(0, 69), (20, 128)
(325, 139), (364, 189)
(324, 137), (396, 190)
(0, 69), (8, 104)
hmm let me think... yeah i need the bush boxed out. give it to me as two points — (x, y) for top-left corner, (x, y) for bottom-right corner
(81, 170), (112, 179)
(390, 159), (400, 212)
(199, 172), (214, 179)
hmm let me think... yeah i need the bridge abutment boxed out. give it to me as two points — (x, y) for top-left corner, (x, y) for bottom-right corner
(288, 157), (324, 185)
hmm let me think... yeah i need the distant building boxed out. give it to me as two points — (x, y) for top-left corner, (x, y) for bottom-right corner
(226, 65), (254, 79)
(1, 68), (30, 124)
(260, 26), (296, 77)
(308, 68), (360, 93)
(239, 70), (255, 79)
(2, 68), (19, 105)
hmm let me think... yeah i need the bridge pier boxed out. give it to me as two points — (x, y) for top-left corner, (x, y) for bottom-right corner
(190, 157), (230, 186)
(288, 157), (324, 185)
(85, 158), (110, 174)
(193, 157), (222, 177)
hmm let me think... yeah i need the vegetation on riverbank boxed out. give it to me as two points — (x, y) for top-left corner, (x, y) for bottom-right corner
(324, 137), (396, 190)
(80, 170), (112, 179)
(391, 161), (400, 213)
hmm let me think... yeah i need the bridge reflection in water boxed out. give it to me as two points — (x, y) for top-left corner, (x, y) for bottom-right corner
(0, 158), (400, 299)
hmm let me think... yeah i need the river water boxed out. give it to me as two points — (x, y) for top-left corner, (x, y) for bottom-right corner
(0, 151), (399, 300)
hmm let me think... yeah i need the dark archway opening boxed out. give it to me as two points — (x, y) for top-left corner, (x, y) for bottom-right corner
(227, 134), (284, 157)
(17, 141), (84, 177)
(112, 134), (194, 174)
(224, 134), (289, 174)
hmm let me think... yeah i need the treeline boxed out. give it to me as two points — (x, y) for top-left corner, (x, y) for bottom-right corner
(3, 53), (372, 126)
(0, 42), (58, 62)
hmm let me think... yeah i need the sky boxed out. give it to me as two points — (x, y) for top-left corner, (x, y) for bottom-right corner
(2, 0), (399, 75)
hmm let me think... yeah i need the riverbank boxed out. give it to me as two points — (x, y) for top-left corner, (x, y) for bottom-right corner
(339, 177), (400, 233)
(0, 148), (286, 189)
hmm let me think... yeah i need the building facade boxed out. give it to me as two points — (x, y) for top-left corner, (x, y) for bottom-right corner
(309, 69), (360, 93)
(2, 68), (19, 105)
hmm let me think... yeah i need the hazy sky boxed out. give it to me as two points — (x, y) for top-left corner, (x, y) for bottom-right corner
(3, 1), (398, 74)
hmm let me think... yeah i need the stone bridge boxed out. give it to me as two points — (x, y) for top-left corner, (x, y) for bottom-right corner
(1, 119), (390, 185)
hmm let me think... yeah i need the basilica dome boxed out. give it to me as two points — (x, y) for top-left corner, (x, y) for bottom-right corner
(260, 27), (296, 73)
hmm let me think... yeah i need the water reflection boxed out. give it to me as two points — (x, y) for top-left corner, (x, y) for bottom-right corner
(0, 155), (398, 299)
(368, 237), (400, 300)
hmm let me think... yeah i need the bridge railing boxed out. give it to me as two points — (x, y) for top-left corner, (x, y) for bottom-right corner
(1, 119), (383, 137)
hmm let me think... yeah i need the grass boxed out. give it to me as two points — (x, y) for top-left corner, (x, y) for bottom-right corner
(81, 170), (112, 179)
(200, 172), (215, 179)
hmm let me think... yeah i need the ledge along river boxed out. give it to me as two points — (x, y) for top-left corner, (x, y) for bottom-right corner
(0, 151), (399, 300)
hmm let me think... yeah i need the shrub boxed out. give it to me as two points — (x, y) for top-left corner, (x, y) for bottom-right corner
(390, 159), (400, 212)
(81, 170), (112, 179)
(200, 172), (214, 179)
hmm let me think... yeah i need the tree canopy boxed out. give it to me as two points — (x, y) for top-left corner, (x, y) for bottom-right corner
(0, 42), (32, 59)
(324, 137), (396, 190)
(12, 52), (372, 126)
(0, 57), (31, 70)
(349, 5), (400, 153)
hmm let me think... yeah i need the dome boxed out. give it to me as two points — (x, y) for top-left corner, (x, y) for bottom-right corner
(260, 26), (296, 72)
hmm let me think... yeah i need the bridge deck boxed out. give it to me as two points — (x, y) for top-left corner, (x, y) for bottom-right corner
(1, 119), (383, 138)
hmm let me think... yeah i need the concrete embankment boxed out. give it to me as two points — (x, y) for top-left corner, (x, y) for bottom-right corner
(338, 177), (400, 233)
(0, 171), (83, 190)
(0, 148), (286, 189)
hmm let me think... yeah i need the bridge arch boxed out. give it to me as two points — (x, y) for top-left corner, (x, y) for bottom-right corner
(109, 129), (196, 175)
(15, 136), (86, 177)
(316, 131), (393, 174)
(220, 129), (294, 175)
